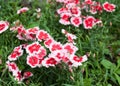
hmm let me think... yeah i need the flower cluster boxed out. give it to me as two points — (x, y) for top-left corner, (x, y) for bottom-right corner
(56, 0), (116, 29)
(6, 24), (88, 82)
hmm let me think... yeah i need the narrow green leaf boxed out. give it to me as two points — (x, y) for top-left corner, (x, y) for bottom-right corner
(114, 73), (120, 85)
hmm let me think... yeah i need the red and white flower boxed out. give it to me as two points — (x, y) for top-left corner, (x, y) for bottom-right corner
(0, 21), (9, 34)
(42, 57), (58, 68)
(26, 27), (39, 40)
(59, 13), (71, 25)
(26, 42), (41, 55)
(8, 51), (20, 61)
(70, 17), (82, 27)
(27, 27), (39, 34)
(48, 50), (64, 62)
(67, 34), (76, 44)
(90, 5), (97, 14)
(17, 26), (38, 41)
(8, 46), (23, 61)
(14, 71), (23, 83)
(36, 46), (46, 59)
(6, 61), (19, 73)
(63, 43), (78, 55)
(44, 38), (54, 48)
(61, 51), (70, 63)
(6, 61), (23, 83)
(70, 55), (82, 67)
(23, 71), (33, 79)
(16, 25), (26, 34)
(7, 60), (33, 82)
(83, 16), (96, 29)
(49, 42), (63, 52)
(57, 7), (68, 14)
(27, 55), (39, 68)
(70, 7), (81, 17)
(103, 2), (116, 12)
(16, 25), (27, 40)
(70, 55), (88, 67)
(17, 7), (29, 14)
(36, 30), (50, 42)
(85, 0), (93, 5)
(26, 33), (36, 40)
(95, 2), (103, 12)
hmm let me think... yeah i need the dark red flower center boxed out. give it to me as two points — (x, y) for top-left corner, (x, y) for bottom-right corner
(73, 18), (80, 24)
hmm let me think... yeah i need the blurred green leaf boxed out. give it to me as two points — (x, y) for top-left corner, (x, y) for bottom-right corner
(101, 59), (114, 69)
(0, 49), (2, 55)
(107, 84), (112, 86)
(114, 73), (120, 85)
(116, 69), (120, 75)
(116, 48), (120, 55)
(117, 59), (120, 66)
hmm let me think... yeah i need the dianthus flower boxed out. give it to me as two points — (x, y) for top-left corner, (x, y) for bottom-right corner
(17, 7), (29, 14)
(103, 2), (116, 12)
(0, 21), (9, 34)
